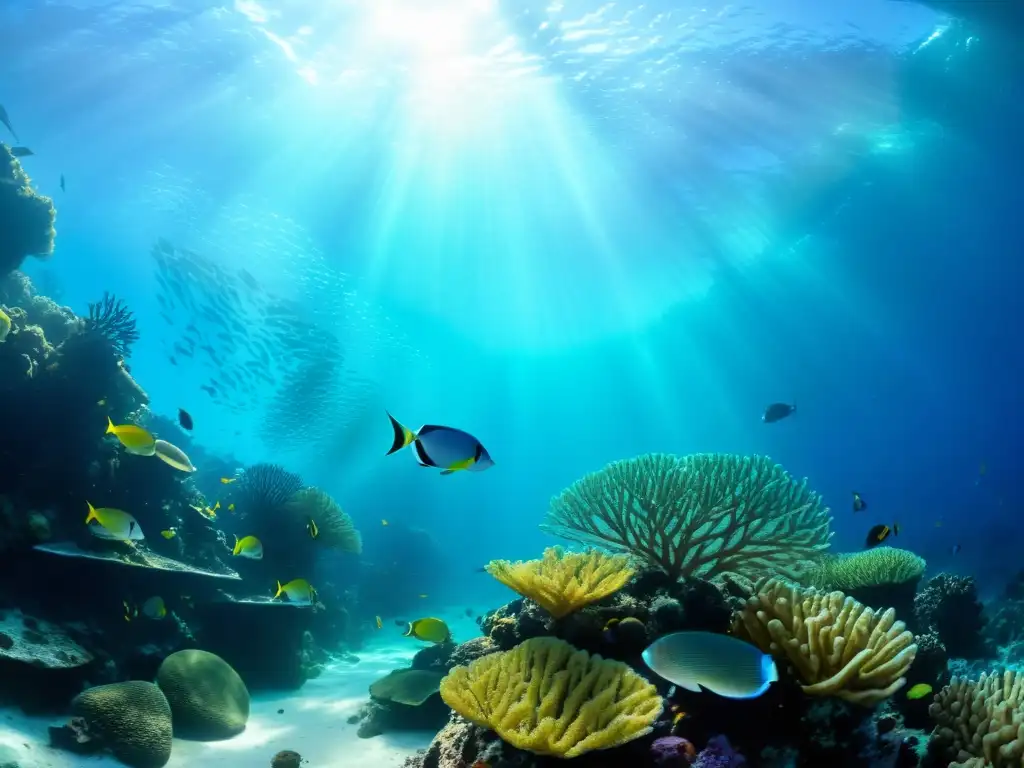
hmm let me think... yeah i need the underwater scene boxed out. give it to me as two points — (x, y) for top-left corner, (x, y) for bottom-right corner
(1, 0), (1023, 766)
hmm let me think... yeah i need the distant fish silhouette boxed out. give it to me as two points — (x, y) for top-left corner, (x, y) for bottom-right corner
(10, 146), (33, 158)
(60, 173), (65, 192)
(762, 402), (795, 423)
(852, 491), (867, 513)
(177, 408), (193, 431)
(0, 105), (19, 142)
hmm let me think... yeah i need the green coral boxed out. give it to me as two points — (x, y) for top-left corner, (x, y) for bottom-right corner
(543, 453), (832, 581)
(810, 547), (926, 591)
(0, 144), (55, 276)
(71, 681), (172, 768)
(440, 636), (662, 758)
(156, 649), (249, 740)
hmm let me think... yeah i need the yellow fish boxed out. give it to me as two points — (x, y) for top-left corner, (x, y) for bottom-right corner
(106, 417), (156, 456)
(381, 519), (389, 526)
(97, 399), (107, 407)
(153, 439), (196, 472)
(307, 519), (319, 539)
(123, 600), (138, 622)
(161, 528), (177, 539)
(190, 504), (217, 521)
(403, 617), (451, 644)
(906, 683), (933, 700)
(232, 534), (264, 560)
(220, 477), (236, 484)
(228, 503), (235, 512)
(375, 616), (383, 630)
(86, 502), (144, 541)
(274, 578), (317, 605)
(0, 307), (10, 343)
(142, 596), (167, 619)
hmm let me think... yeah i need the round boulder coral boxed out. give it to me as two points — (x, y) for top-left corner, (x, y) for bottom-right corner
(71, 681), (172, 768)
(156, 649), (249, 740)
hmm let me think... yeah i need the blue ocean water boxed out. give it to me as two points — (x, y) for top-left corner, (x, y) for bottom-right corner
(2, 0), (1022, 695)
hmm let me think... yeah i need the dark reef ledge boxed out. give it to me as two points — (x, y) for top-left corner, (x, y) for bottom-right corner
(34, 541), (241, 580)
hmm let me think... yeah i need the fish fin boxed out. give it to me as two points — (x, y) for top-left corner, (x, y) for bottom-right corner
(385, 412), (416, 455)
(403, 622), (414, 637)
(440, 469), (455, 475)
(232, 535), (240, 555)
(85, 501), (98, 524)
(106, 416), (115, 434)
(676, 680), (702, 693)
(275, 581), (284, 599)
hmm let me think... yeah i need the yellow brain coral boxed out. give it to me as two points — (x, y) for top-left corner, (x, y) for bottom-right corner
(440, 637), (662, 758)
(485, 547), (634, 619)
(733, 577), (917, 706)
(929, 670), (1024, 768)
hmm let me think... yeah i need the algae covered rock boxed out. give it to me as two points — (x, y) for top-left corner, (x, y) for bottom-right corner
(156, 649), (249, 740)
(71, 681), (172, 768)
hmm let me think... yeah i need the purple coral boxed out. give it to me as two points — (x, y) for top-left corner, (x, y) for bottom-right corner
(651, 735), (696, 766)
(694, 735), (746, 768)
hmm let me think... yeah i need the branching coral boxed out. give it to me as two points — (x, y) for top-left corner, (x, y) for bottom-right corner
(485, 547), (634, 619)
(440, 636), (662, 758)
(928, 670), (1024, 768)
(543, 453), (832, 581)
(84, 292), (139, 359)
(733, 577), (917, 706)
(0, 144), (55, 276)
(284, 487), (361, 553)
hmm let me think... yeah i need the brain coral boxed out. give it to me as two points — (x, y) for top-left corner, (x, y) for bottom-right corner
(156, 649), (249, 740)
(71, 681), (172, 768)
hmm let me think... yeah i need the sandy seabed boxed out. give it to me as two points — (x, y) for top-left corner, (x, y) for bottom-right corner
(0, 639), (444, 768)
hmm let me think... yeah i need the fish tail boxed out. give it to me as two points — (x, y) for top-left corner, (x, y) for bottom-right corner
(105, 416), (116, 434)
(385, 412), (416, 455)
(403, 622), (414, 637)
(275, 581), (284, 599)
(232, 535), (240, 556)
(85, 501), (98, 524)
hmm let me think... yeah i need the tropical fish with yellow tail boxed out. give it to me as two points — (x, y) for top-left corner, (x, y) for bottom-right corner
(232, 534), (263, 560)
(0, 308), (11, 343)
(153, 439), (196, 472)
(86, 501), (144, 541)
(274, 579), (317, 605)
(403, 617), (451, 643)
(385, 412), (493, 475)
(106, 417), (156, 456)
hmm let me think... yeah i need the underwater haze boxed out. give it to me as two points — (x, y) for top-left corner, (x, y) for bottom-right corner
(1, 0), (1023, 765)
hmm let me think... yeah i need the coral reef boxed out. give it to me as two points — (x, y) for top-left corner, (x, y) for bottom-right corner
(440, 636), (662, 758)
(914, 574), (991, 659)
(0, 144), (55, 276)
(811, 547), (926, 620)
(156, 649), (250, 740)
(68, 681), (172, 768)
(734, 577), (918, 705)
(485, 547), (635, 618)
(928, 669), (1024, 767)
(543, 453), (832, 581)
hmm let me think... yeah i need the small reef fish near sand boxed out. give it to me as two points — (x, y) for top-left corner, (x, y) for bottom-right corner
(232, 534), (263, 560)
(153, 439), (196, 472)
(86, 501), (144, 541)
(762, 402), (795, 423)
(404, 617), (451, 644)
(386, 412), (494, 475)
(275, 578), (317, 605)
(106, 417), (156, 456)
(0, 308), (11, 342)
(177, 408), (193, 431)
(642, 630), (778, 699)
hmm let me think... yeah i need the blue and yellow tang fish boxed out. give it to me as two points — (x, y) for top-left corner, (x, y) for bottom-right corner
(385, 412), (493, 475)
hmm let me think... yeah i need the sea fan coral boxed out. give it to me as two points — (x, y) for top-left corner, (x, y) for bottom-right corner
(84, 292), (139, 358)
(284, 487), (361, 553)
(234, 463), (303, 517)
(543, 453), (832, 581)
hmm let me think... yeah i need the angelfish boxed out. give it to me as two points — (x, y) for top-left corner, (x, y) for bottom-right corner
(386, 412), (494, 475)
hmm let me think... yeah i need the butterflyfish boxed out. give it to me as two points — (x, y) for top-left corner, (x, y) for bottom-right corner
(0, 308), (10, 343)
(142, 596), (167, 620)
(642, 631), (778, 699)
(106, 417), (156, 456)
(906, 683), (933, 700)
(385, 412), (494, 475)
(865, 524), (894, 548)
(403, 617), (451, 644)
(274, 578), (317, 605)
(86, 501), (144, 541)
(153, 439), (196, 472)
(233, 534), (264, 560)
